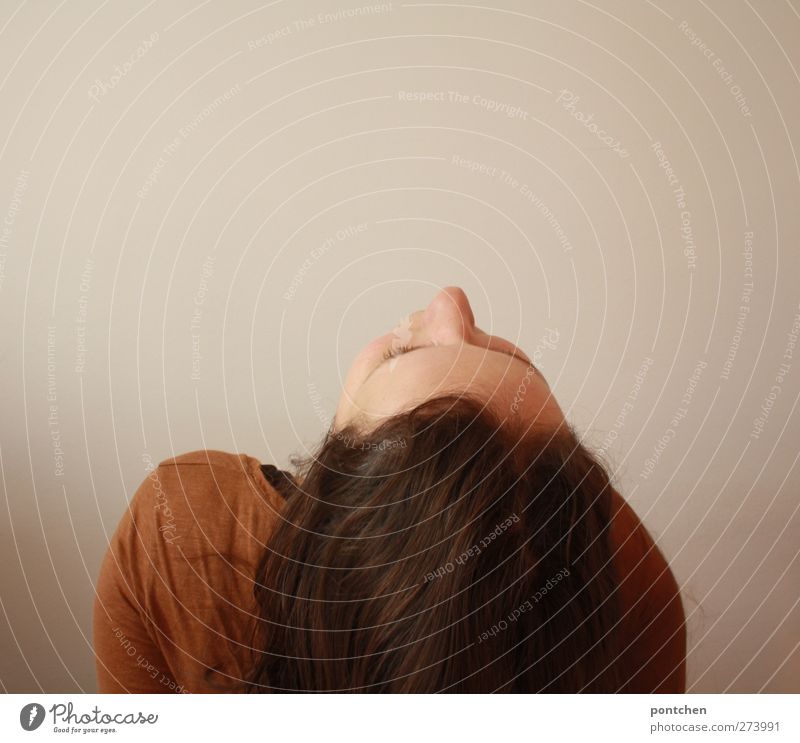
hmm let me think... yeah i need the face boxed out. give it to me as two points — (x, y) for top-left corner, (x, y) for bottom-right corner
(333, 287), (565, 432)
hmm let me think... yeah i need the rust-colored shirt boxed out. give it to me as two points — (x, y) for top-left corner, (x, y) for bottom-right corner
(92, 450), (686, 693)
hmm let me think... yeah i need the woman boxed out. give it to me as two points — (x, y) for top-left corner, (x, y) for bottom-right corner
(93, 287), (686, 692)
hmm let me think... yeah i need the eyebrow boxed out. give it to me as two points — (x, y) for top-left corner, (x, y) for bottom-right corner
(367, 344), (532, 381)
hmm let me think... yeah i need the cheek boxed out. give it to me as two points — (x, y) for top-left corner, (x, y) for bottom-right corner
(338, 337), (391, 404)
(347, 342), (385, 383)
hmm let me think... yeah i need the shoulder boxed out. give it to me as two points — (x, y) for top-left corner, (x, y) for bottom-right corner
(608, 487), (686, 692)
(158, 449), (256, 470)
(97, 450), (287, 691)
(607, 488), (678, 604)
(608, 489), (658, 559)
(129, 450), (286, 559)
(152, 449), (284, 509)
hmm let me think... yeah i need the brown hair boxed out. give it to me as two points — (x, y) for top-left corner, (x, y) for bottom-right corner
(244, 393), (622, 692)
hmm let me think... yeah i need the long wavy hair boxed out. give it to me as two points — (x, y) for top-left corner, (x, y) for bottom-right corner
(244, 393), (623, 692)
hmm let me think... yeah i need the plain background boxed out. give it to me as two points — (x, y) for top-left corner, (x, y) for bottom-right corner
(0, 0), (798, 693)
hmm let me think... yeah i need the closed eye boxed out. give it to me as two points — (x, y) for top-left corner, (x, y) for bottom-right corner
(381, 343), (527, 364)
(382, 344), (415, 361)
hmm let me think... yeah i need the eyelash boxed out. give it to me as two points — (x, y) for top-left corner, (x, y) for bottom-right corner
(381, 344), (522, 363)
(382, 344), (415, 361)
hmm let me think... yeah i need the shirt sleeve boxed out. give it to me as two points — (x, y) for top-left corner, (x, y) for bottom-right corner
(92, 471), (181, 693)
(610, 489), (687, 693)
(93, 453), (283, 694)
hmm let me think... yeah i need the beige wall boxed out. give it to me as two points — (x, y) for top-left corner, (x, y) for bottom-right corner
(0, 0), (798, 692)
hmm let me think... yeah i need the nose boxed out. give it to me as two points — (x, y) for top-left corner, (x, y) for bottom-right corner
(423, 286), (476, 342)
